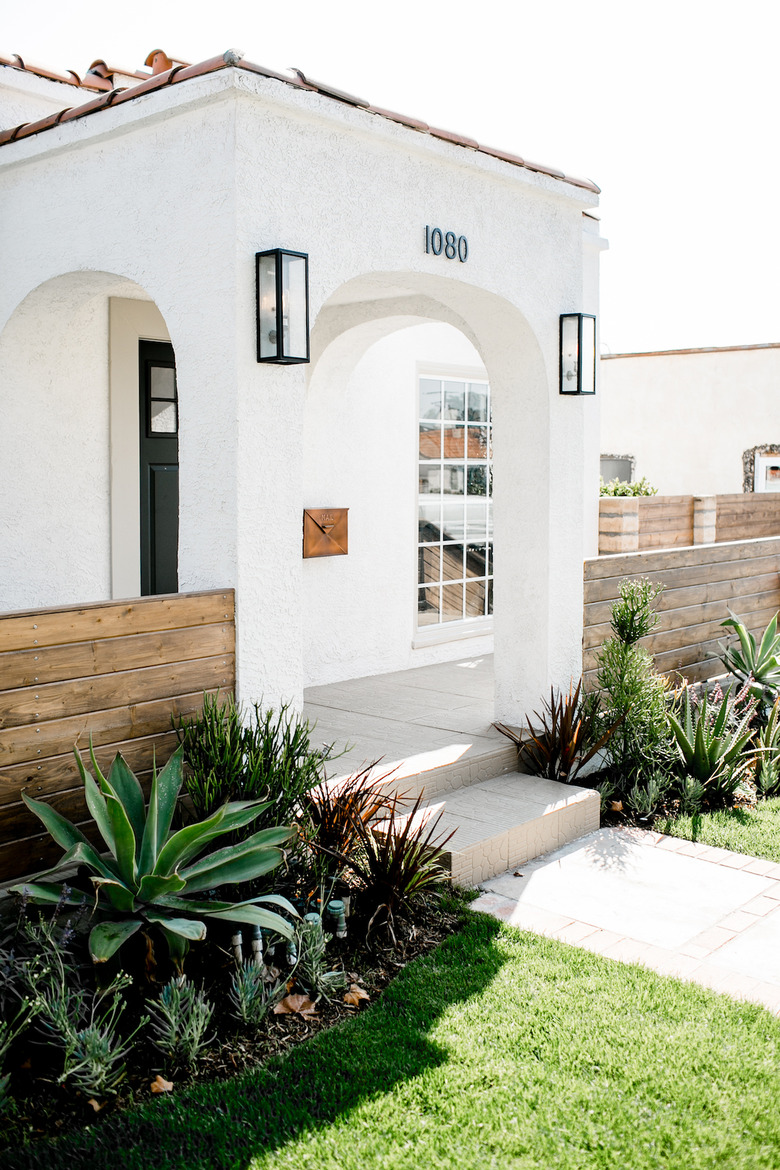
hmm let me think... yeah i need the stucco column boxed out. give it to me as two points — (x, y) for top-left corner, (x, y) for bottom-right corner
(234, 360), (306, 710)
(174, 285), (305, 713)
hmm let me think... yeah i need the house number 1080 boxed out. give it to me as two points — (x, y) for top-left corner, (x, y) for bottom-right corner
(425, 226), (468, 262)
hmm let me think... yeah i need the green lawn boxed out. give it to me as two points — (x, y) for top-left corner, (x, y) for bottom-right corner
(662, 797), (780, 862)
(8, 912), (780, 1170)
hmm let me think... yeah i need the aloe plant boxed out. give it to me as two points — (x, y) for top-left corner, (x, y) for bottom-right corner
(668, 685), (755, 804)
(719, 611), (780, 702)
(12, 746), (296, 966)
(755, 696), (780, 797)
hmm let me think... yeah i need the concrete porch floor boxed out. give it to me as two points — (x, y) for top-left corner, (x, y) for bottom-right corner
(303, 654), (517, 800)
(303, 655), (600, 884)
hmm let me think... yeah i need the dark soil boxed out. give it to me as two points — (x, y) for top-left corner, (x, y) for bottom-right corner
(1, 892), (466, 1152)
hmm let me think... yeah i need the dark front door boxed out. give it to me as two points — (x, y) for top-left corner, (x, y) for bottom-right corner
(139, 340), (179, 595)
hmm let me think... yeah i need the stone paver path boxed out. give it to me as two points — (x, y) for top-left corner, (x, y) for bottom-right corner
(473, 827), (780, 1014)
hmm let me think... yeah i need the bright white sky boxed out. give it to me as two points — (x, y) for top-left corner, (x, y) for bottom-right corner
(4, 0), (779, 354)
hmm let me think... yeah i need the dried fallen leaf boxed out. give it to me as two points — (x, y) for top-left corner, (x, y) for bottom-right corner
(87, 1098), (105, 1113)
(343, 983), (370, 1007)
(150, 1074), (174, 1094)
(513, 871), (524, 877)
(273, 994), (318, 1016)
(610, 800), (623, 812)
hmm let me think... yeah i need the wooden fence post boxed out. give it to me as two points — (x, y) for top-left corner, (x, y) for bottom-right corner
(693, 496), (717, 544)
(598, 498), (639, 554)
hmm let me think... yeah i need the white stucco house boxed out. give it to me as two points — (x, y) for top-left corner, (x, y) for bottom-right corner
(600, 342), (780, 495)
(0, 46), (604, 725)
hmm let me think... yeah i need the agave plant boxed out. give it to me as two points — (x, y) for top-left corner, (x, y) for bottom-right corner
(12, 746), (296, 966)
(719, 611), (780, 703)
(668, 685), (755, 804)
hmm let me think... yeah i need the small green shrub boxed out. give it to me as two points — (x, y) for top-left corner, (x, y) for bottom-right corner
(148, 979), (214, 1067)
(295, 916), (347, 1002)
(228, 962), (283, 1027)
(596, 637), (675, 792)
(176, 694), (341, 832)
(625, 773), (668, 821)
(599, 476), (657, 496)
(610, 577), (662, 645)
(19, 916), (143, 1098)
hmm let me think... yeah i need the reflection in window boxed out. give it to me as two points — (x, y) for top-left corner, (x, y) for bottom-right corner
(149, 363), (178, 434)
(417, 375), (492, 628)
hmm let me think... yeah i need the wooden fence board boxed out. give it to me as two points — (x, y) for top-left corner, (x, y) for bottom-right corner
(0, 655), (232, 730)
(583, 541), (780, 689)
(0, 591), (234, 654)
(0, 733), (180, 808)
(0, 591), (235, 885)
(0, 622), (234, 691)
(585, 537), (780, 580)
(584, 571), (780, 625)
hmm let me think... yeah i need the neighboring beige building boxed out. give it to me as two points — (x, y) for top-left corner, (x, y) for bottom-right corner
(600, 343), (780, 495)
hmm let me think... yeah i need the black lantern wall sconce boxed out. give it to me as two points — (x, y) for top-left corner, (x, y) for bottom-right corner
(559, 313), (596, 395)
(256, 249), (310, 364)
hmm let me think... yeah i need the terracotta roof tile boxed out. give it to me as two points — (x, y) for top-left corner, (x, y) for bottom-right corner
(0, 124), (24, 146)
(367, 104), (430, 132)
(0, 47), (601, 193)
(110, 66), (184, 106)
(427, 125), (479, 150)
(289, 68), (369, 108)
(6, 53), (81, 86)
(11, 107), (71, 139)
(58, 90), (118, 122)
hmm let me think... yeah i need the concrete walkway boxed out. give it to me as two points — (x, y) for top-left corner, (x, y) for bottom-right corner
(473, 827), (780, 1015)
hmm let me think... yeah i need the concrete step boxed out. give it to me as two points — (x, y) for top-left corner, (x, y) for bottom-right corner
(431, 772), (601, 887)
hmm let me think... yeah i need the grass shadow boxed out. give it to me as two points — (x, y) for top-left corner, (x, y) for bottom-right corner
(6, 913), (507, 1170)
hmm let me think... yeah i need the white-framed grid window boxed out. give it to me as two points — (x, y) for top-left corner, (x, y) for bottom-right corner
(417, 375), (493, 629)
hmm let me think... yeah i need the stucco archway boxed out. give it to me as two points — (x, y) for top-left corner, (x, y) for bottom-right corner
(0, 271), (172, 610)
(305, 271), (567, 723)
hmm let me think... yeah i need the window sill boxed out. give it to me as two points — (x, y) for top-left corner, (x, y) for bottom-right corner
(412, 618), (493, 650)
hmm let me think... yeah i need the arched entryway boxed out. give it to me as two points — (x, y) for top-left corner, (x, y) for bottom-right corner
(304, 270), (572, 723)
(0, 272), (175, 609)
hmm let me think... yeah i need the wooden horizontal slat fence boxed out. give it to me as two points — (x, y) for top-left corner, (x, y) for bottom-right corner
(0, 591), (235, 884)
(637, 495), (694, 549)
(716, 494), (780, 543)
(584, 537), (780, 688)
(599, 494), (780, 554)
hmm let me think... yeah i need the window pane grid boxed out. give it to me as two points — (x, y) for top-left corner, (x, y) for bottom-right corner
(418, 376), (492, 628)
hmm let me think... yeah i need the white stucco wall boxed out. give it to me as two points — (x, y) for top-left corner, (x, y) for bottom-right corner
(0, 64), (601, 723)
(0, 273), (113, 610)
(303, 321), (493, 686)
(0, 64), (78, 129)
(600, 345), (780, 495)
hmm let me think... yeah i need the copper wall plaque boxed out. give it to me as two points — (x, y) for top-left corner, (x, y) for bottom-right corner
(303, 508), (348, 558)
